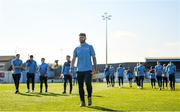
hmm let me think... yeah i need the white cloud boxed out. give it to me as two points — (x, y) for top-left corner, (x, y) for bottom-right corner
(165, 41), (180, 48)
(112, 31), (138, 40)
(106, 30), (143, 62)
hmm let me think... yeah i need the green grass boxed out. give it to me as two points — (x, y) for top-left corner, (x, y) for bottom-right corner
(0, 83), (180, 111)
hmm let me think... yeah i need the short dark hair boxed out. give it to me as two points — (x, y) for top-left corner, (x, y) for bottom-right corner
(79, 33), (86, 37)
(30, 55), (33, 58)
(66, 55), (70, 58)
(16, 54), (20, 57)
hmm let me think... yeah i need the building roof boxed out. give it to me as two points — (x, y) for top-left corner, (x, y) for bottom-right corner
(145, 57), (180, 62)
(0, 56), (15, 62)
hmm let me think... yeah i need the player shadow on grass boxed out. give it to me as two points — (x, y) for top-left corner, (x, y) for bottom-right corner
(18, 92), (41, 97)
(39, 92), (70, 97)
(18, 92), (70, 97)
(72, 93), (103, 98)
(87, 106), (123, 111)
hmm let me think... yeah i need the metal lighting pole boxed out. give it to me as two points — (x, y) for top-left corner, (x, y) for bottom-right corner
(102, 12), (111, 67)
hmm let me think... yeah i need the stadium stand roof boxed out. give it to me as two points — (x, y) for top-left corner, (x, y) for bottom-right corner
(145, 57), (180, 62)
(0, 56), (15, 62)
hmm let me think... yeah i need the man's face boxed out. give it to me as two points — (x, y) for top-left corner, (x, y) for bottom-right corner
(79, 36), (86, 43)
(66, 56), (70, 61)
(30, 57), (33, 60)
(41, 59), (45, 63)
(16, 54), (20, 59)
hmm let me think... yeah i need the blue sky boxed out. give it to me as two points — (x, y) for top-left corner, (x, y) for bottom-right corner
(0, 0), (179, 64)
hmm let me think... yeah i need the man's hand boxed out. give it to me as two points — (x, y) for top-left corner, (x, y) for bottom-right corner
(92, 68), (96, 77)
(93, 69), (96, 75)
(69, 68), (72, 74)
(59, 74), (64, 79)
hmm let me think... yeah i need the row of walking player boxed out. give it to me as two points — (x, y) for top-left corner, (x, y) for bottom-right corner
(11, 54), (76, 94)
(104, 61), (176, 91)
(11, 33), (97, 107)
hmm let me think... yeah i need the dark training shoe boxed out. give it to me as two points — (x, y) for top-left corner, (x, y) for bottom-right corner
(15, 91), (19, 94)
(62, 91), (66, 94)
(88, 97), (92, 106)
(80, 101), (86, 107)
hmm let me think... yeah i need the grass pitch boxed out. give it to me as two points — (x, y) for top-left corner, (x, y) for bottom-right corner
(0, 83), (180, 111)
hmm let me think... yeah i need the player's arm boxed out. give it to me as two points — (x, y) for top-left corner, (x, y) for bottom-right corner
(93, 56), (97, 73)
(35, 62), (38, 74)
(71, 56), (76, 69)
(12, 63), (15, 72)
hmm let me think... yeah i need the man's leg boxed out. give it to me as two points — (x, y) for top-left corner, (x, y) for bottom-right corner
(154, 79), (156, 87)
(135, 76), (138, 86)
(40, 76), (43, 93)
(159, 76), (162, 89)
(130, 79), (132, 87)
(172, 74), (175, 90)
(107, 76), (110, 85)
(162, 77), (165, 89)
(85, 71), (92, 106)
(165, 77), (168, 88)
(157, 76), (160, 88)
(139, 76), (142, 88)
(69, 75), (73, 94)
(118, 77), (120, 86)
(106, 76), (109, 86)
(121, 77), (124, 86)
(44, 76), (48, 92)
(137, 76), (140, 87)
(63, 75), (68, 93)
(112, 76), (115, 87)
(16, 74), (21, 93)
(26, 73), (30, 92)
(110, 76), (112, 86)
(151, 79), (153, 88)
(12, 74), (17, 93)
(141, 76), (144, 88)
(31, 74), (35, 91)
(77, 72), (85, 106)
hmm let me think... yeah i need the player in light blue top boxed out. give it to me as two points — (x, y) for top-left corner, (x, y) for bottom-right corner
(62, 55), (72, 94)
(137, 63), (146, 89)
(12, 54), (23, 94)
(26, 55), (37, 93)
(155, 61), (163, 90)
(104, 65), (110, 87)
(167, 61), (176, 91)
(162, 64), (168, 89)
(149, 66), (156, 89)
(117, 64), (125, 87)
(71, 33), (97, 107)
(126, 67), (133, 88)
(134, 63), (140, 88)
(109, 65), (115, 87)
(39, 58), (49, 93)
